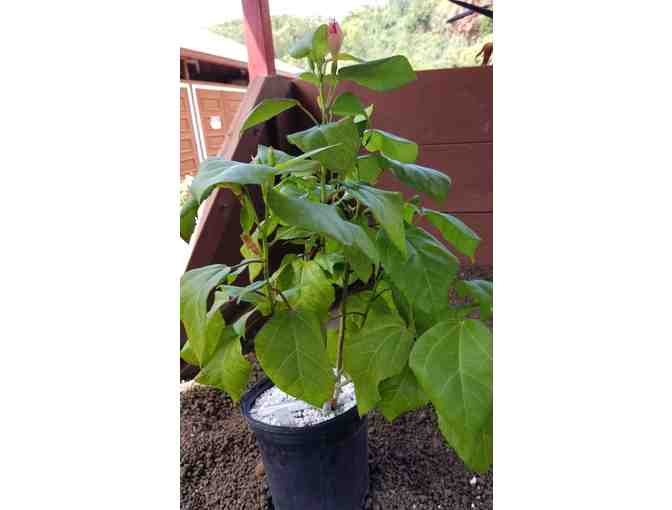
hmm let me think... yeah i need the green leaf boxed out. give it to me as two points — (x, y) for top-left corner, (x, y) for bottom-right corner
(216, 280), (267, 307)
(287, 117), (361, 173)
(381, 155), (451, 204)
(403, 202), (418, 224)
(364, 129), (418, 163)
(425, 210), (481, 261)
(255, 309), (334, 407)
(378, 365), (429, 422)
(268, 189), (378, 263)
(180, 265), (232, 365)
(298, 71), (320, 86)
(410, 320), (493, 472)
(343, 310), (414, 415)
(438, 412), (492, 473)
(334, 52), (365, 62)
(326, 290), (389, 366)
(289, 24), (328, 60)
(241, 98), (301, 135)
(338, 55), (416, 92)
(255, 144), (294, 166)
(240, 231), (263, 281)
(274, 225), (312, 241)
(377, 224), (459, 334)
(356, 154), (384, 184)
(180, 340), (199, 366)
(331, 92), (365, 117)
(180, 196), (198, 243)
(239, 193), (257, 234)
(275, 144), (341, 171)
(288, 259), (335, 317)
(233, 309), (256, 338)
(190, 159), (275, 203)
(455, 280), (493, 321)
(344, 244), (374, 284)
(345, 182), (406, 256)
(314, 251), (345, 275)
(195, 326), (251, 402)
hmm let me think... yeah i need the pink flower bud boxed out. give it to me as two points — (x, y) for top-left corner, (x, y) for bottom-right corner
(327, 19), (344, 57)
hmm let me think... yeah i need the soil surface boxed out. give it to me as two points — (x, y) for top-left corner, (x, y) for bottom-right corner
(181, 385), (492, 510)
(180, 265), (493, 510)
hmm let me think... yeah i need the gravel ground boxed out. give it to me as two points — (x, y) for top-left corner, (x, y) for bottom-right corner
(180, 265), (493, 509)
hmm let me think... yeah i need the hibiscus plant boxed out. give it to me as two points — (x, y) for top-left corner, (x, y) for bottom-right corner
(180, 22), (493, 472)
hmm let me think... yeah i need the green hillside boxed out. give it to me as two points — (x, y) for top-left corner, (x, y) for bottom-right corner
(211, 0), (493, 71)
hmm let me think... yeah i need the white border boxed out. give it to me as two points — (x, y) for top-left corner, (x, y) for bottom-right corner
(191, 83), (247, 94)
(180, 82), (206, 163)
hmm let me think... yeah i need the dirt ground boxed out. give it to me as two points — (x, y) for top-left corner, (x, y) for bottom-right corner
(180, 384), (492, 510)
(180, 266), (493, 510)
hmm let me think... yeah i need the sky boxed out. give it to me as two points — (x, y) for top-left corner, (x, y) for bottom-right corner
(182, 0), (387, 30)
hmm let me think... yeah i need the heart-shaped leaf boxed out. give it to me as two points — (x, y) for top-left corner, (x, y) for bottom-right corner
(410, 319), (493, 471)
(180, 264), (232, 365)
(381, 155), (451, 204)
(180, 196), (198, 243)
(331, 92), (365, 117)
(190, 159), (275, 203)
(289, 24), (328, 60)
(268, 189), (378, 263)
(345, 182), (406, 256)
(288, 259), (335, 317)
(377, 224), (459, 334)
(275, 144), (341, 171)
(287, 117), (361, 173)
(255, 309), (334, 407)
(196, 326), (251, 402)
(364, 129), (418, 163)
(343, 309), (414, 415)
(424, 210), (481, 261)
(378, 365), (429, 421)
(455, 280), (493, 321)
(356, 154), (385, 184)
(338, 55), (417, 92)
(241, 99), (301, 135)
(438, 412), (492, 473)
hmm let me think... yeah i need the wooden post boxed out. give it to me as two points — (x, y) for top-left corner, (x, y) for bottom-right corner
(241, 0), (276, 79)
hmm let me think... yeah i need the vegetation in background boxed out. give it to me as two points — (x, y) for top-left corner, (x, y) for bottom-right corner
(211, 0), (493, 70)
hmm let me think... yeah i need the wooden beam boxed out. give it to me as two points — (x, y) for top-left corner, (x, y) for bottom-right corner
(241, 0), (276, 79)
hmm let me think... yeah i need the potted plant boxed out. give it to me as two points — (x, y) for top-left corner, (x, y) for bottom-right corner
(180, 21), (493, 509)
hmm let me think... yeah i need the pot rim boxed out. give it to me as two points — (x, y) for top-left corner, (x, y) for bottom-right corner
(240, 377), (365, 436)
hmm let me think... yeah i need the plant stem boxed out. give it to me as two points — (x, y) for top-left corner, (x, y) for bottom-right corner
(297, 103), (319, 126)
(276, 289), (293, 311)
(231, 258), (263, 270)
(332, 263), (351, 405)
(260, 185), (275, 315)
(320, 165), (326, 203)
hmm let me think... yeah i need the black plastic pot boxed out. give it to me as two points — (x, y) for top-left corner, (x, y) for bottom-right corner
(241, 378), (369, 510)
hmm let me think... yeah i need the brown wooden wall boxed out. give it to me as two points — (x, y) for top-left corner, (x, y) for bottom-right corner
(292, 66), (493, 265)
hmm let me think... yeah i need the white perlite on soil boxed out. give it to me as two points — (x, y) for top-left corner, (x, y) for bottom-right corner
(250, 377), (357, 427)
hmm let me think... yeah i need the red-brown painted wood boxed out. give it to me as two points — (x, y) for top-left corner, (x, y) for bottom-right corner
(292, 66), (493, 265)
(241, 0), (276, 79)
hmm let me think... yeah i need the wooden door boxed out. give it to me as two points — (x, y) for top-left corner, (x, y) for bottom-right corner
(192, 84), (246, 157)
